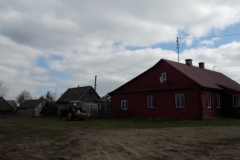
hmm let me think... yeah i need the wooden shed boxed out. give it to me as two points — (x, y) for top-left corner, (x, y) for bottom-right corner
(57, 86), (100, 118)
(0, 97), (17, 118)
(17, 98), (47, 117)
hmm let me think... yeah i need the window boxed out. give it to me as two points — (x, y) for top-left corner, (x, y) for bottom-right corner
(233, 95), (240, 107)
(121, 100), (128, 110)
(161, 72), (167, 81)
(91, 104), (96, 110)
(207, 94), (211, 108)
(175, 93), (185, 108)
(216, 94), (220, 108)
(147, 95), (155, 108)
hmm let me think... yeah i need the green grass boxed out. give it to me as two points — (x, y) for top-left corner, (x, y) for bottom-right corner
(1, 117), (240, 130)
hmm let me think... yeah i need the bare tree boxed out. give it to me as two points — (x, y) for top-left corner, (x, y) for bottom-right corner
(16, 90), (32, 105)
(44, 90), (57, 101)
(0, 80), (10, 97)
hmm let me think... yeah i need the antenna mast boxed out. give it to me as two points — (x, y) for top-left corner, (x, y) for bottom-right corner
(94, 75), (97, 91)
(176, 37), (180, 62)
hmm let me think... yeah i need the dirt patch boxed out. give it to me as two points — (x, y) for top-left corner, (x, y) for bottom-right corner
(1, 126), (240, 160)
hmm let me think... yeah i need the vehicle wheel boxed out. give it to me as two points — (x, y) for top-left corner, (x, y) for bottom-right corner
(66, 110), (75, 121)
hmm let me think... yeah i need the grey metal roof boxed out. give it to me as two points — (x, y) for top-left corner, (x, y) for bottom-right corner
(57, 86), (92, 103)
(98, 94), (111, 101)
(18, 99), (43, 109)
(6, 100), (17, 110)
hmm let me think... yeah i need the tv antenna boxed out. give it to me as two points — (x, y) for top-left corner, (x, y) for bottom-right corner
(176, 37), (180, 62)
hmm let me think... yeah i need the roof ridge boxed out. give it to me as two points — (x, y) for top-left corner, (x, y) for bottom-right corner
(164, 59), (240, 91)
(163, 59), (222, 73)
(79, 86), (92, 100)
(68, 86), (92, 89)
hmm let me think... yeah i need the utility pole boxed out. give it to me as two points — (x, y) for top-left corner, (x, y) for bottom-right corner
(176, 37), (180, 62)
(94, 75), (97, 91)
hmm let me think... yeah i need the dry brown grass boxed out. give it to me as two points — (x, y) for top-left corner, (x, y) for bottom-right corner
(1, 118), (240, 159)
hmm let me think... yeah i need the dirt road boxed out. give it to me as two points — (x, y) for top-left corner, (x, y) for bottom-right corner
(65, 127), (240, 160)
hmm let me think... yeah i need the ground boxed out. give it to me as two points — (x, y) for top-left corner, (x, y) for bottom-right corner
(1, 118), (240, 160)
(62, 127), (240, 160)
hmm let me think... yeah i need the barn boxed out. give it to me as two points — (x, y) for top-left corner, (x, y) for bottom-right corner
(110, 59), (240, 119)
(17, 98), (48, 117)
(57, 86), (100, 118)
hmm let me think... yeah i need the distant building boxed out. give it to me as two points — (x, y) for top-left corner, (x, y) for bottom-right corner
(57, 86), (100, 118)
(97, 94), (111, 118)
(0, 97), (17, 117)
(18, 98), (47, 117)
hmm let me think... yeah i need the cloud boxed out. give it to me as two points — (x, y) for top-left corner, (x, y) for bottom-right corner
(0, 1), (240, 100)
(181, 41), (240, 80)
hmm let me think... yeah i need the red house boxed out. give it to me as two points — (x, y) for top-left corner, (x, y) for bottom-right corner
(110, 59), (240, 119)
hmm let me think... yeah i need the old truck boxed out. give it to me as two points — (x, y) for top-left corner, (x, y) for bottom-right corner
(58, 101), (88, 120)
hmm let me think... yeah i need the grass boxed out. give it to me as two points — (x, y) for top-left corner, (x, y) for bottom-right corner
(0, 117), (240, 144)
(1, 117), (240, 130)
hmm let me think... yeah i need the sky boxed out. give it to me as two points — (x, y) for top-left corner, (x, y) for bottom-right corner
(1, 0), (240, 101)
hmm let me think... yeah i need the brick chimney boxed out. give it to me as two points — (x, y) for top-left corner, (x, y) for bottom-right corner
(185, 59), (193, 66)
(199, 62), (205, 69)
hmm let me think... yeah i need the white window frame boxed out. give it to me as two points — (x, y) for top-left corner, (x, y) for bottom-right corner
(161, 72), (167, 81)
(147, 95), (155, 108)
(233, 95), (240, 107)
(207, 94), (211, 108)
(216, 94), (220, 109)
(121, 100), (128, 110)
(175, 93), (185, 108)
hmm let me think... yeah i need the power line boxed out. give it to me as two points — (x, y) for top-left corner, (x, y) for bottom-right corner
(179, 33), (240, 39)
(176, 33), (240, 62)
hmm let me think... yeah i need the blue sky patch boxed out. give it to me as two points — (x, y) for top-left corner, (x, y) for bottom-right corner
(126, 45), (147, 51)
(51, 71), (71, 80)
(50, 55), (63, 61)
(112, 42), (122, 47)
(151, 42), (176, 51)
(177, 23), (240, 51)
(37, 56), (49, 69)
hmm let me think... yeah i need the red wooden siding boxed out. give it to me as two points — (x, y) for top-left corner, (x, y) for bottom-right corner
(112, 89), (202, 119)
(200, 91), (224, 118)
(115, 61), (199, 93)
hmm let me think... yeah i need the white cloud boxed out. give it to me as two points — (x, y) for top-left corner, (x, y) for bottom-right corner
(199, 40), (214, 46)
(0, 1), (240, 100)
(181, 41), (240, 81)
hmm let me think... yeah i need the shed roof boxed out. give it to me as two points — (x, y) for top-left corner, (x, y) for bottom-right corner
(57, 86), (97, 103)
(6, 100), (17, 111)
(18, 99), (44, 109)
(97, 94), (111, 102)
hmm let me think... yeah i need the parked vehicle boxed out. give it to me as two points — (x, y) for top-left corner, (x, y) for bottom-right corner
(58, 101), (88, 120)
